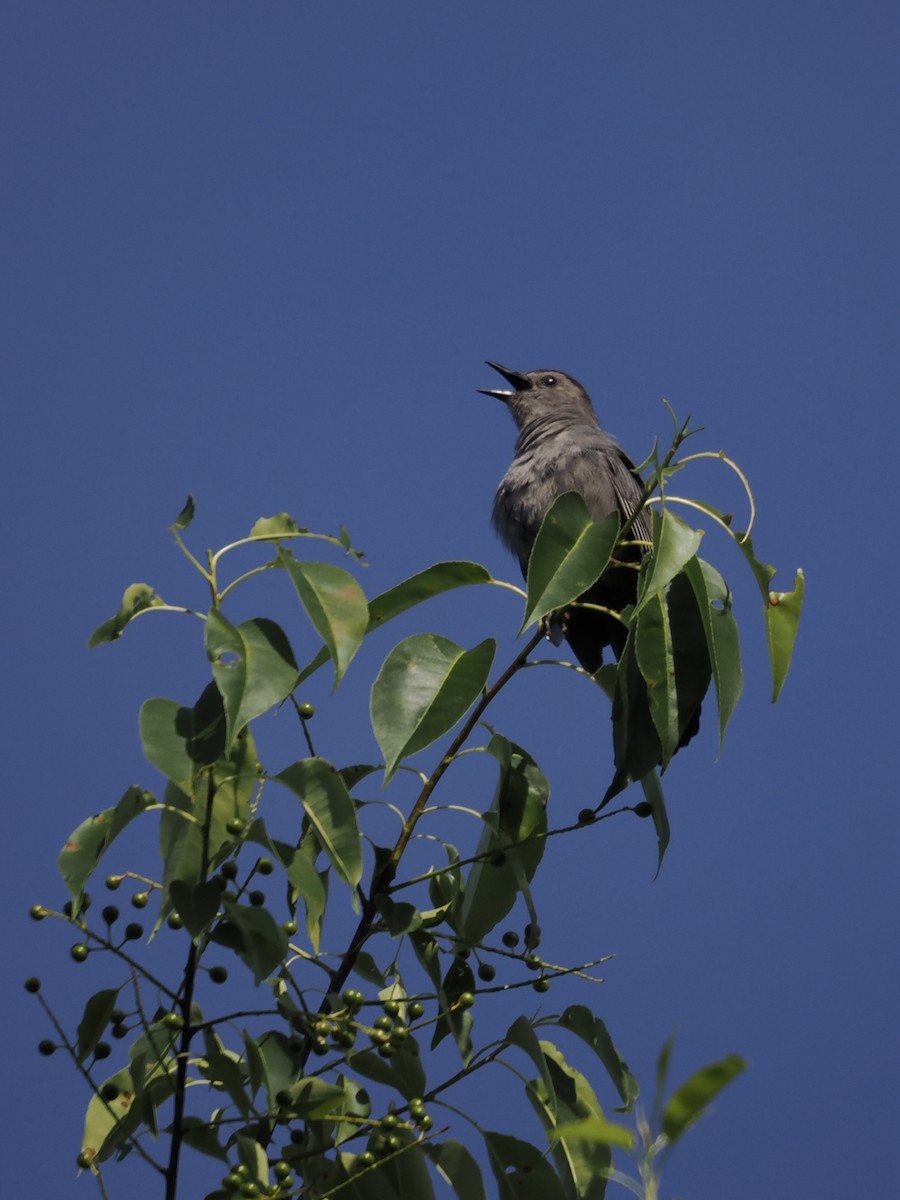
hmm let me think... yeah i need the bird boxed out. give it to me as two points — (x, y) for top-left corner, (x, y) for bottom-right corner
(481, 361), (651, 672)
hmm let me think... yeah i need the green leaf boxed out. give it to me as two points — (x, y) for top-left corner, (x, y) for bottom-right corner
(170, 495), (195, 531)
(58, 786), (153, 905)
(684, 557), (743, 746)
(431, 954), (475, 1064)
(205, 612), (299, 750)
(219, 899), (289, 984)
(422, 1140), (487, 1200)
(279, 555), (368, 686)
(197, 1034), (253, 1119)
(179, 1115), (228, 1162)
(636, 510), (703, 613)
(275, 758), (363, 890)
(635, 591), (679, 765)
(349, 1043), (427, 1101)
(255, 1030), (303, 1112)
(249, 513), (304, 539)
(549, 1113), (634, 1150)
(81, 1067), (136, 1162)
(458, 734), (549, 944)
(371, 634), (495, 782)
(157, 727), (258, 920)
(169, 879), (221, 938)
(506, 1016), (557, 1120)
(766, 568), (804, 701)
(279, 1076), (347, 1119)
(285, 840), (328, 953)
(602, 632), (662, 807)
(661, 1054), (747, 1145)
(653, 1033), (676, 1121)
(368, 561), (495, 629)
(76, 988), (120, 1063)
(640, 769), (670, 877)
(526, 1042), (621, 1194)
(140, 682), (228, 792)
(482, 1130), (568, 1200)
(522, 495), (619, 632)
(553, 1006), (639, 1111)
(88, 582), (166, 647)
(734, 532), (777, 598)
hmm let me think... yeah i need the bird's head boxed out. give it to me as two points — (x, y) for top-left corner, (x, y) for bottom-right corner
(478, 362), (597, 428)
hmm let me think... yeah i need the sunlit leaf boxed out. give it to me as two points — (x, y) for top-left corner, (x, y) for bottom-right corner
(482, 1130), (568, 1200)
(249, 513), (304, 539)
(552, 1006), (639, 1111)
(636, 510), (703, 612)
(458, 734), (548, 943)
(58, 786), (154, 905)
(170, 495), (195, 531)
(76, 989), (120, 1063)
(684, 557), (742, 745)
(661, 1054), (747, 1145)
(275, 758), (362, 890)
(88, 582), (167, 647)
(766, 568), (804, 701)
(371, 634), (495, 782)
(422, 1140), (487, 1200)
(279, 555), (368, 686)
(522, 494), (619, 631)
(368, 561), (495, 630)
(205, 611), (298, 750)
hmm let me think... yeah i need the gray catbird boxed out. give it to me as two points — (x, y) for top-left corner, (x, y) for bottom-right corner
(482, 361), (652, 672)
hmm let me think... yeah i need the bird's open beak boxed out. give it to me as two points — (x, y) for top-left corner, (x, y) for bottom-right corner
(478, 361), (532, 399)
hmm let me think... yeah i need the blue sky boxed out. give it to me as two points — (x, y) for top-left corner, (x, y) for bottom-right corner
(4, 4), (898, 1197)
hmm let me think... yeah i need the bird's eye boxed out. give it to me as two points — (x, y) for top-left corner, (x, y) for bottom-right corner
(542, 375), (557, 387)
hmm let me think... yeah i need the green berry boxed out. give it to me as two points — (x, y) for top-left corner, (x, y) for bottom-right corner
(28, 904), (48, 921)
(257, 858), (274, 875)
(225, 818), (245, 836)
(356, 1151), (376, 1168)
(501, 930), (519, 948)
(70, 943), (89, 963)
(457, 991), (475, 1009)
(418, 1113), (433, 1130)
(162, 1012), (184, 1030)
(220, 861), (239, 880)
(282, 919), (298, 935)
(373, 1014), (393, 1032)
(105, 875), (122, 891)
(407, 1001), (425, 1019)
(477, 962), (496, 982)
(167, 912), (184, 930)
(381, 999), (400, 1017)
(248, 890), (265, 906)
(76, 1151), (93, 1169)
(209, 965), (228, 984)
(381, 1113), (399, 1129)
(131, 892), (149, 909)
(533, 977), (551, 993)
(274, 1160), (292, 1180)
(298, 702), (315, 719)
(110, 1008), (126, 1024)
